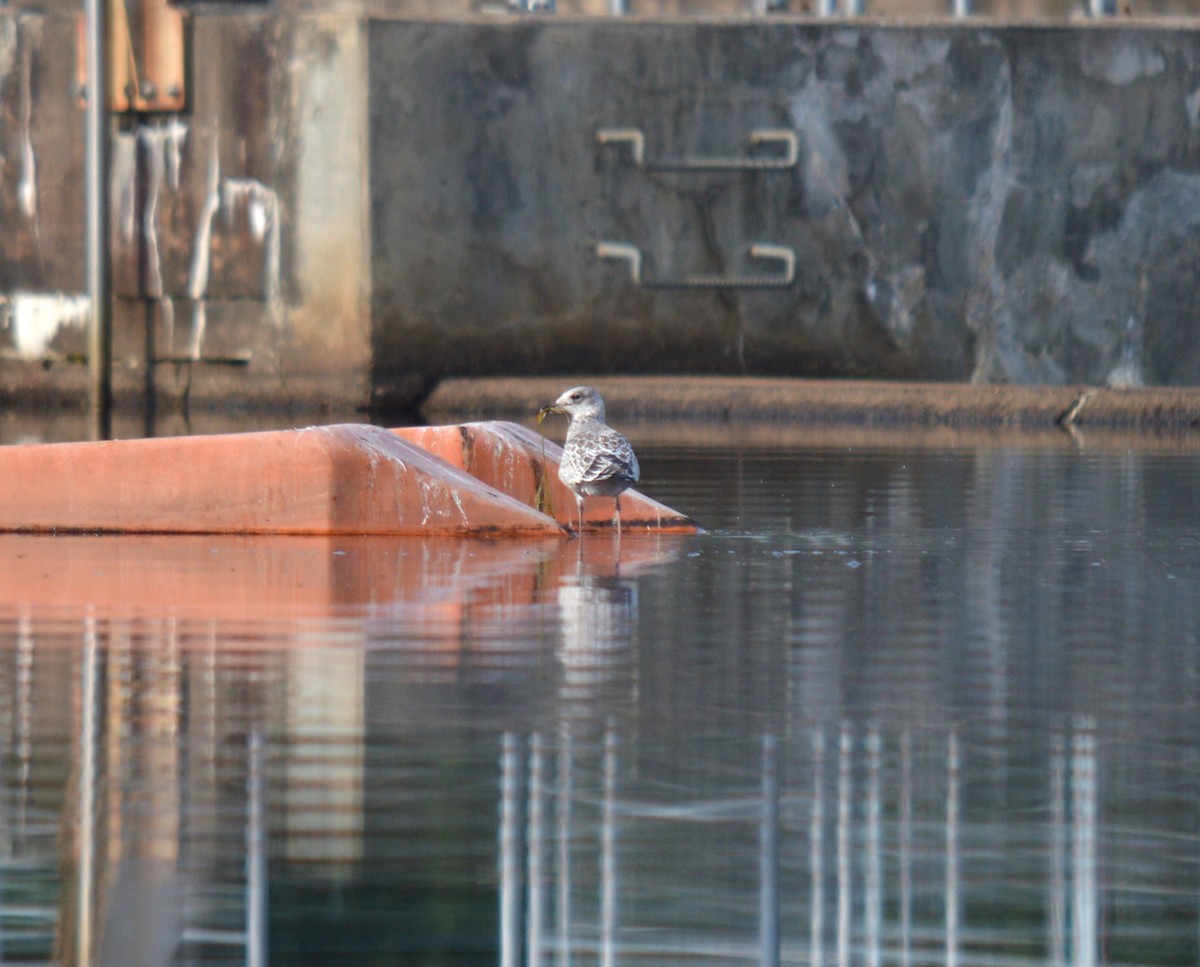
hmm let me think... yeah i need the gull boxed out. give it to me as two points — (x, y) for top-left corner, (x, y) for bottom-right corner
(537, 386), (639, 536)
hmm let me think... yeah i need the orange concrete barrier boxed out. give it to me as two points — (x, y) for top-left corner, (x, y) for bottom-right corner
(0, 424), (566, 537)
(394, 421), (698, 533)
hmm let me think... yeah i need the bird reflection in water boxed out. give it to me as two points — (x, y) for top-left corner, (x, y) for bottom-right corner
(555, 535), (677, 698)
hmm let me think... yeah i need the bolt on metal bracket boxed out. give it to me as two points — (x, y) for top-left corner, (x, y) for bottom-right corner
(597, 128), (799, 172)
(597, 241), (796, 289)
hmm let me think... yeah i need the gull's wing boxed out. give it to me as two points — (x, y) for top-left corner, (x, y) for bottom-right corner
(577, 428), (639, 484)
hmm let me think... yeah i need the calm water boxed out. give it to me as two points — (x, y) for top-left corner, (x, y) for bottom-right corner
(1, 425), (1199, 966)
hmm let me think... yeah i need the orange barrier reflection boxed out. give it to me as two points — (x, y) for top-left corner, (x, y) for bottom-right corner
(0, 531), (689, 650)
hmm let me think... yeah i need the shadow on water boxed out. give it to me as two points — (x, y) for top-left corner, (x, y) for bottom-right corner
(0, 432), (1199, 964)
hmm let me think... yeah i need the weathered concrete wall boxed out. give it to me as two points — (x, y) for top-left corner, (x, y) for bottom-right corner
(370, 19), (1200, 404)
(4, 16), (1200, 415)
(0, 11), (371, 411)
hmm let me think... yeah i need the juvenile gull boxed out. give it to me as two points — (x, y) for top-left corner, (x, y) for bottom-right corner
(537, 386), (640, 536)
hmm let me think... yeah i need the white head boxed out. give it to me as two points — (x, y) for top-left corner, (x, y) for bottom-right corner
(538, 386), (607, 424)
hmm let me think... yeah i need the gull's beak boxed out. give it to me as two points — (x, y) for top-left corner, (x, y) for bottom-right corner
(536, 404), (559, 425)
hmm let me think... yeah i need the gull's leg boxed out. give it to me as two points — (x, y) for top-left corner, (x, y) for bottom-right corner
(613, 495), (622, 539)
(576, 493), (585, 535)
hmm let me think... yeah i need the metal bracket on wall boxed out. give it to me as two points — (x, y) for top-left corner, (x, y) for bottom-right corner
(597, 128), (798, 172)
(597, 241), (795, 290)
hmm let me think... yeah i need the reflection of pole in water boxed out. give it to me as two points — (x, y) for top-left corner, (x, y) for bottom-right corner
(945, 730), (960, 967)
(500, 733), (525, 967)
(809, 728), (824, 967)
(556, 726), (572, 967)
(836, 723), (851, 967)
(77, 617), (99, 967)
(866, 727), (882, 967)
(900, 729), (913, 967)
(16, 611), (33, 833)
(1072, 718), (1097, 967)
(601, 728), (617, 967)
(247, 727), (267, 967)
(759, 734), (779, 967)
(1049, 731), (1066, 966)
(528, 733), (544, 967)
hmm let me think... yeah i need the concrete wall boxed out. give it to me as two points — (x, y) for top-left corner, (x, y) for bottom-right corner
(4, 15), (1200, 413)
(370, 19), (1200, 405)
(0, 10), (371, 413)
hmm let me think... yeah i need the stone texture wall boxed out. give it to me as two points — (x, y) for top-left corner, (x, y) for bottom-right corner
(370, 19), (1200, 404)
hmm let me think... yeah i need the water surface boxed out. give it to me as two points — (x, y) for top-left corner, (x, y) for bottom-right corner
(1, 424), (1199, 965)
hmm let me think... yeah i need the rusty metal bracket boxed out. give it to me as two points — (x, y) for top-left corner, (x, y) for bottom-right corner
(597, 128), (798, 172)
(597, 241), (796, 290)
(75, 0), (187, 114)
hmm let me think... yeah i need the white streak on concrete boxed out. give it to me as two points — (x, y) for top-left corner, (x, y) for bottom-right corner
(189, 301), (207, 361)
(141, 128), (167, 299)
(1081, 42), (1165, 85)
(188, 140), (222, 358)
(137, 122), (187, 302)
(163, 118), (187, 191)
(114, 130), (138, 242)
(4, 293), (91, 358)
(17, 34), (36, 221)
(222, 178), (284, 326)
(161, 296), (176, 354)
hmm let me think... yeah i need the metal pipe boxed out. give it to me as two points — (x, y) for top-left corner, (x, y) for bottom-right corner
(85, 0), (112, 439)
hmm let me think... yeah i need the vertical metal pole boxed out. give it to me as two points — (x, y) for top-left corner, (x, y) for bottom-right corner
(136, 127), (157, 438)
(85, 0), (112, 440)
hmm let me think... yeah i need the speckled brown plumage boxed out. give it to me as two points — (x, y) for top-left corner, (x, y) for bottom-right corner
(538, 386), (639, 535)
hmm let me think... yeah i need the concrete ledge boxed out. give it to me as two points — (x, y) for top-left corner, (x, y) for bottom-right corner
(422, 376), (1200, 431)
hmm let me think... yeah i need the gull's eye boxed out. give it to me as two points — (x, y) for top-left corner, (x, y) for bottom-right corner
(570, 392), (582, 401)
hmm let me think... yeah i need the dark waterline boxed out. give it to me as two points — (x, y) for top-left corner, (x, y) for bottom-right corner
(1, 429), (1199, 965)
